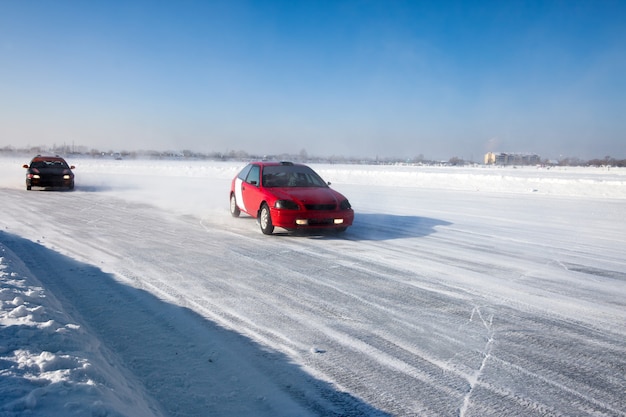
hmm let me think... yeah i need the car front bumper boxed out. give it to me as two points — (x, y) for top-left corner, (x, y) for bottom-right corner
(270, 208), (354, 230)
(27, 177), (74, 188)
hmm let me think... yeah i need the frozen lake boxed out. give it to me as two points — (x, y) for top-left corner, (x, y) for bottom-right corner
(1, 158), (625, 416)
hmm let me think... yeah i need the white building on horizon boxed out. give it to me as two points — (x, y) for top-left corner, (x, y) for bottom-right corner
(484, 152), (541, 166)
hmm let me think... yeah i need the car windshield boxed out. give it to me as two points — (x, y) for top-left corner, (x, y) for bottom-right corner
(32, 159), (69, 169)
(262, 165), (328, 188)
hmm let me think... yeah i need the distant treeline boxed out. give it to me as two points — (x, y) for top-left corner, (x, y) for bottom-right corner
(557, 156), (626, 167)
(1, 145), (625, 167)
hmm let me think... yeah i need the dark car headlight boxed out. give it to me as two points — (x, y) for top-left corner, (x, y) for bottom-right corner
(275, 200), (299, 210)
(340, 199), (352, 210)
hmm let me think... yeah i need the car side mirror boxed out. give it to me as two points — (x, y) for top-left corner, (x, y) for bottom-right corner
(70, 165), (76, 169)
(22, 164), (29, 169)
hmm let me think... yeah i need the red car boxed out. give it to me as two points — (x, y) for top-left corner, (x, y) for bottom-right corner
(230, 161), (354, 235)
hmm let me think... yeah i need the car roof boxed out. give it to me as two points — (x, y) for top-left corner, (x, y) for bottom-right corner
(250, 161), (302, 167)
(31, 155), (68, 162)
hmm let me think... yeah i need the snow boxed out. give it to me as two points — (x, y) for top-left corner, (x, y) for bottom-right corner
(1, 157), (625, 416)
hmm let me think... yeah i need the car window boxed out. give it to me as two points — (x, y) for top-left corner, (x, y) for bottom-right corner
(32, 159), (69, 169)
(237, 164), (253, 181)
(262, 165), (327, 187)
(245, 164), (260, 185)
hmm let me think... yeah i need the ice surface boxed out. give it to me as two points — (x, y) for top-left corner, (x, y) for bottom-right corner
(1, 158), (625, 416)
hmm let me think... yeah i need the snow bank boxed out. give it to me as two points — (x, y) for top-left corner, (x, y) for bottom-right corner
(316, 164), (626, 198)
(0, 240), (164, 417)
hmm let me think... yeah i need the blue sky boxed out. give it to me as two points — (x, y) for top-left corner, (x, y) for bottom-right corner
(1, 1), (625, 160)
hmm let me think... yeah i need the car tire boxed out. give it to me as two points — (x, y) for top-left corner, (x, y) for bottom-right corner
(230, 193), (240, 217)
(26, 185), (31, 190)
(259, 204), (274, 235)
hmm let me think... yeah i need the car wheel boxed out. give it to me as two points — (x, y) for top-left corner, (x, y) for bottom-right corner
(230, 193), (240, 217)
(259, 204), (274, 235)
(26, 185), (31, 190)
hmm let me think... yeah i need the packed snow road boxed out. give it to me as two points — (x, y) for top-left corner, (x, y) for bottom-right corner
(1, 159), (625, 416)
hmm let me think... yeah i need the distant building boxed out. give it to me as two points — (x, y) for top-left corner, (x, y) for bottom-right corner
(484, 152), (541, 166)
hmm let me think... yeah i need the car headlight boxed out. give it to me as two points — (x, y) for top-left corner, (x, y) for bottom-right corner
(63, 175), (71, 180)
(275, 200), (299, 210)
(32, 174), (40, 179)
(340, 199), (352, 210)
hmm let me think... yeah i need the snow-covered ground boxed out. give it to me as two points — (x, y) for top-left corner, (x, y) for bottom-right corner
(1, 157), (625, 416)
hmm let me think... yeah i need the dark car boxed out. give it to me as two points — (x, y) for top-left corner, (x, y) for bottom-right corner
(23, 155), (75, 190)
(230, 161), (354, 235)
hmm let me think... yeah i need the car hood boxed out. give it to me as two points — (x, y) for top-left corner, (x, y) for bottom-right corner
(270, 187), (344, 205)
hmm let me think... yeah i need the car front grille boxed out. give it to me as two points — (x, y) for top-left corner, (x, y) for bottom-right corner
(305, 204), (336, 211)
(308, 218), (334, 225)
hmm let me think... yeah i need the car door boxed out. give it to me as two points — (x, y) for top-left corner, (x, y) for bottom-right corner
(239, 164), (264, 216)
(234, 164), (252, 213)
